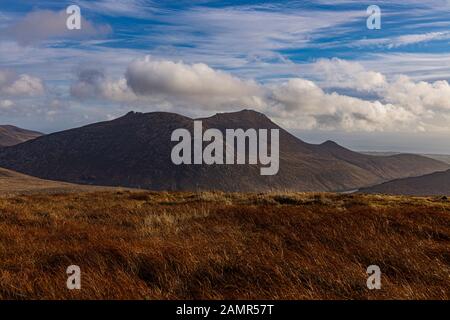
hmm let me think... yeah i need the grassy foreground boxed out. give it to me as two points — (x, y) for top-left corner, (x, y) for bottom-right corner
(0, 191), (449, 299)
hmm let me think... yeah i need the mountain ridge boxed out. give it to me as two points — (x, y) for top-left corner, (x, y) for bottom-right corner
(0, 109), (447, 192)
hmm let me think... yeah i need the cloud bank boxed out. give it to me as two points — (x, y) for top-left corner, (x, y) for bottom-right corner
(69, 56), (450, 133)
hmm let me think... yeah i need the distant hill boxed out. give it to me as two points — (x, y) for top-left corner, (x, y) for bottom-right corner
(0, 125), (42, 147)
(424, 154), (450, 165)
(363, 151), (450, 165)
(0, 110), (448, 192)
(360, 169), (450, 196)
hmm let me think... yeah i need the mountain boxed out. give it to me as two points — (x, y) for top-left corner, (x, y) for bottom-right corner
(0, 110), (448, 192)
(0, 125), (43, 147)
(360, 169), (450, 196)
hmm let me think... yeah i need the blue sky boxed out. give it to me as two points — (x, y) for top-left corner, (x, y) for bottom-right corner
(1, 0), (450, 153)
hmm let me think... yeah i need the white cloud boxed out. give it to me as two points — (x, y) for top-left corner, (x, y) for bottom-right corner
(313, 58), (387, 92)
(354, 31), (450, 49)
(385, 76), (450, 113)
(0, 69), (45, 96)
(100, 77), (137, 102)
(125, 56), (264, 109)
(305, 58), (450, 131)
(268, 79), (417, 132)
(70, 68), (137, 102)
(0, 99), (14, 109)
(4, 10), (111, 45)
(312, 58), (450, 112)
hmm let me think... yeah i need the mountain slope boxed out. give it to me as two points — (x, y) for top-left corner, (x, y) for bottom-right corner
(314, 141), (447, 183)
(0, 125), (42, 147)
(360, 169), (450, 196)
(0, 110), (447, 192)
(364, 151), (450, 165)
(0, 167), (123, 194)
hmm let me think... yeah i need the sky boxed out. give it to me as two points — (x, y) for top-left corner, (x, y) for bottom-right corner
(1, 0), (450, 153)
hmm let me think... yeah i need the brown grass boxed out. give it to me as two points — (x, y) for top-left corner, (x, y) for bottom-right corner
(0, 190), (449, 300)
